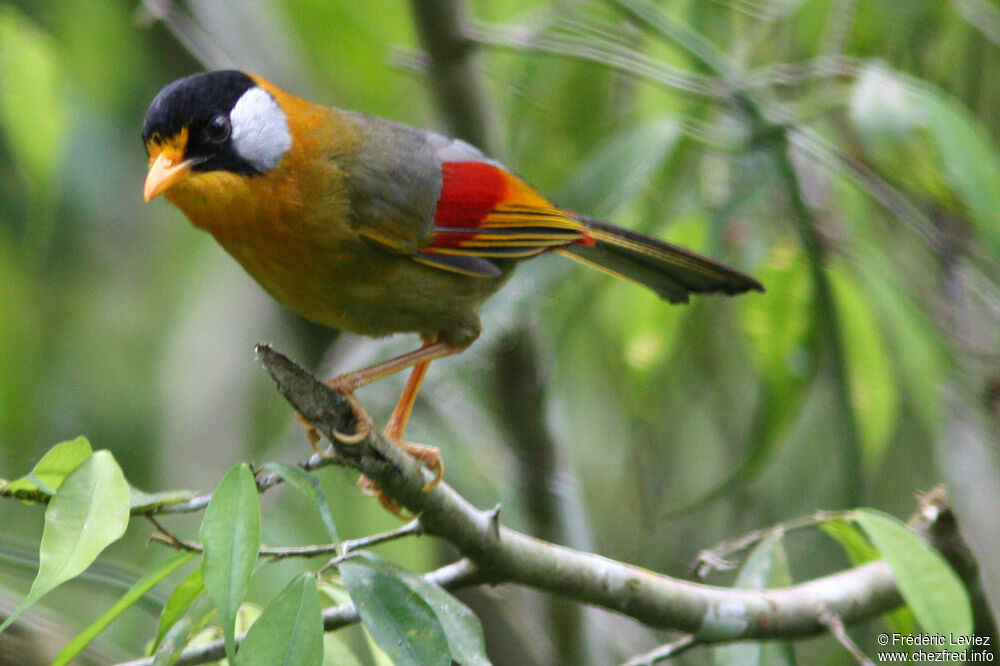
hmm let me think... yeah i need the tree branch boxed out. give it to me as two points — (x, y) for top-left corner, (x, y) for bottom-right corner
(110, 344), (907, 666)
(619, 634), (699, 666)
(910, 487), (999, 652)
(254, 345), (902, 636)
(820, 609), (876, 665)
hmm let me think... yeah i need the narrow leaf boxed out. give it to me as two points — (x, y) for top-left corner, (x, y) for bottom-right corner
(743, 240), (813, 397)
(7, 436), (92, 496)
(0, 6), (66, 182)
(258, 462), (338, 542)
(713, 532), (794, 666)
(322, 631), (364, 666)
(200, 463), (261, 662)
(0, 450), (129, 634)
(53, 552), (195, 665)
(821, 517), (880, 565)
(343, 552), (489, 666)
(849, 64), (1000, 257)
(238, 573), (322, 666)
(831, 511), (935, 633)
(829, 264), (899, 470)
(557, 118), (681, 218)
(854, 253), (946, 435)
(152, 595), (216, 666)
(340, 558), (451, 666)
(154, 565), (205, 650)
(853, 509), (972, 644)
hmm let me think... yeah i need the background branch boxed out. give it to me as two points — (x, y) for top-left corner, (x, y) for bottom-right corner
(406, 0), (498, 152)
(490, 324), (602, 665)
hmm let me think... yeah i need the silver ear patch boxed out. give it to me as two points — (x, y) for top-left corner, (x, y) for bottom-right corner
(229, 87), (292, 173)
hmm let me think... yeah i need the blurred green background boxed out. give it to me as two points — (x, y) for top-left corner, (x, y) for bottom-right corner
(1, 0), (999, 663)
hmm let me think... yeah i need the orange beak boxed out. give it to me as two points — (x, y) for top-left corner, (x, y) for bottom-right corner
(143, 152), (196, 202)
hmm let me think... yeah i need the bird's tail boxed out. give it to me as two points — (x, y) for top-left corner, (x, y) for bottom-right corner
(556, 215), (763, 303)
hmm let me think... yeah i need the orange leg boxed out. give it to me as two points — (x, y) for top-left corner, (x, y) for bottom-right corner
(385, 358), (430, 441)
(328, 340), (459, 394)
(300, 338), (459, 511)
(301, 339), (459, 447)
(383, 357), (443, 491)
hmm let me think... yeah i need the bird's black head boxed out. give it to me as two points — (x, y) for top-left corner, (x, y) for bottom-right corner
(142, 70), (292, 183)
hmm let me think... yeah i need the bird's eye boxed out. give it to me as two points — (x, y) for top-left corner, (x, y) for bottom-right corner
(205, 114), (231, 143)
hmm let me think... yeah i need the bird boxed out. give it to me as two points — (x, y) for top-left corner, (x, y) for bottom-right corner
(141, 70), (763, 501)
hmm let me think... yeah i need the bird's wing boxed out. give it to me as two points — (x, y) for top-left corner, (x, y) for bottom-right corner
(345, 112), (588, 278)
(343, 111), (443, 253)
(414, 160), (588, 277)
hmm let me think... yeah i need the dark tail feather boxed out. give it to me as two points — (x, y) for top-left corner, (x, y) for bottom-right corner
(556, 215), (763, 303)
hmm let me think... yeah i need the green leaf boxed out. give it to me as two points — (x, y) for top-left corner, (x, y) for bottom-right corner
(853, 251), (947, 436)
(341, 552), (490, 666)
(829, 264), (899, 470)
(853, 509), (972, 644)
(339, 557), (451, 666)
(200, 463), (261, 662)
(152, 595), (216, 666)
(129, 487), (199, 513)
(7, 436), (93, 496)
(258, 462), (338, 542)
(322, 631), (364, 666)
(737, 532), (792, 589)
(154, 566), (206, 650)
(713, 532), (794, 666)
(0, 450), (130, 634)
(821, 515), (921, 634)
(743, 239), (813, 396)
(0, 7), (66, 184)
(885, 605), (920, 639)
(557, 118), (682, 219)
(820, 517), (918, 638)
(319, 581), (392, 666)
(821, 517), (880, 565)
(922, 91), (1000, 255)
(52, 552), (195, 666)
(849, 63), (1000, 256)
(238, 573), (322, 666)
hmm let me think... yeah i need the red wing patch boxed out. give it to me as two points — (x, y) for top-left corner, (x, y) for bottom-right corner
(425, 161), (593, 260)
(433, 161), (507, 228)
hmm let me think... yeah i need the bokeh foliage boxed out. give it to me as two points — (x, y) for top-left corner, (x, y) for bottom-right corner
(0, 0), (998, 663)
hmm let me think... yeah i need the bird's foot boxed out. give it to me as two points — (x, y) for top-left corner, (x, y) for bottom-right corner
(294, 411), (333, 458)
(324, 381), (374, 445)
(357, 475), (411, 518)
(356, 439), (443, 518)
(397, 440), (444, 492)
(294, 378), (374, 457)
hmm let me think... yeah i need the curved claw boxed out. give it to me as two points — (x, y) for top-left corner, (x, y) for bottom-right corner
(327, 388), (375, 446)
(357, 474), (379, 497)
(394, 441), (443, 492)
(310, 437), (338, 459)
(295, 411), (337, 458)
(421, 462), (444, 493)
(357, 475), (416, 519)
(332, 425), (370, 445)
